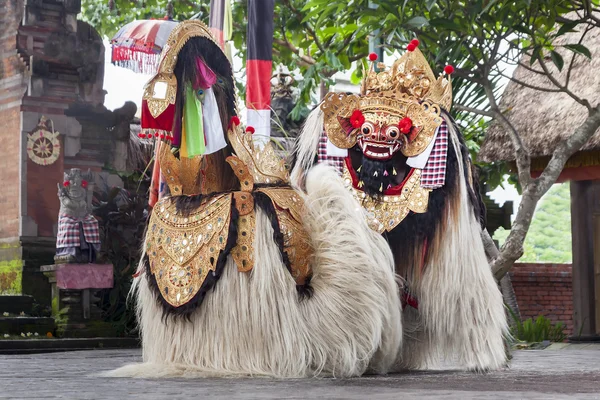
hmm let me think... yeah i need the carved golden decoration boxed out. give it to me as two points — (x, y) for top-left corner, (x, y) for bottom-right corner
(27, 116), (61, 166)
(342, 166), (431, 234)
(201, 154), (224, 195)
(142, 73), (177, 119)
(321, 92), (361, 149)
(226, 155), (254, 192)
(146, 194), (232, 308)
(231, 203), (255, 273)
(258, 187), (313, 285)
(227, 125), (289, 184)
(158, 143), (202, 196)
(321, 92), (443, 157)
(143, 20), (217, 119)
(363, 47), (452, 110)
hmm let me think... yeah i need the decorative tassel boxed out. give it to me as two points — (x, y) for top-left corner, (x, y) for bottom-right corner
(357, 166), (362, 172)
(373, 171), (378, 177)
(358, 180), (364, 188)
(379, 183), (383, 192)
(393, 167), (397, 176)
(387, 184), (392, 189)
(383, 170), (389, 176)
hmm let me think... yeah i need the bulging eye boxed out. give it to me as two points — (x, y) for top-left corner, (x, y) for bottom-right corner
(385, 126), (399, 139)
(361, 122), (374, 135)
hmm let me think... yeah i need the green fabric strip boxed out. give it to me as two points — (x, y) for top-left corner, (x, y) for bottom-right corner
(183, 85), (205, 157)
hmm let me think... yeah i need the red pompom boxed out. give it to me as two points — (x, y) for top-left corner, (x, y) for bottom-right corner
(410, 39), (420, 47)
(444, 65), (455, 75)
(63, 181), (70, 187)
(368, 52), (378, 61)
(407, 43), (416, 52)
(246, 126), (255, 134)
(349, 109), (365, 129)
(399, 117), (413, 134)
(159, 134), (165, 139)
(154, 132), (160, 138)
(81, 180), (88, 189)
(138, 133), (144, 138)
(230, 116), (240, 126)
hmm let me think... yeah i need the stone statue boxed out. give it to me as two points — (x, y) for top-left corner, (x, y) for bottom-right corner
(55, 168), (100, 264)
(270, 69), (303, 139)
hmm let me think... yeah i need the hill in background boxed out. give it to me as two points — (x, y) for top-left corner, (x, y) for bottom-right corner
(494, 183), (572, 263)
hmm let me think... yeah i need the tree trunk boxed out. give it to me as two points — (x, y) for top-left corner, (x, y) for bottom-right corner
(482, 229), (521, 325)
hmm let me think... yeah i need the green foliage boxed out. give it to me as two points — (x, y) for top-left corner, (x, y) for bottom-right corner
(509, 309), (567, 343)
(92, 174), (149, 337)
(0, 260), (23, 295)
(495, 183), (571, 263)
(80, 0), (206, 39)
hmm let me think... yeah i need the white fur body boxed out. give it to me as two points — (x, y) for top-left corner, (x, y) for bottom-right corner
(291, 108), (508, 372)
(107, 165), (402, 378)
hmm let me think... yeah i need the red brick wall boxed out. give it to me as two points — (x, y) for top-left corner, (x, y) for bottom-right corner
(26, 146), (64, 237)
(510, 263), (573, 336)
(0, 107), (22, 239)
(0, 0), (26, 240)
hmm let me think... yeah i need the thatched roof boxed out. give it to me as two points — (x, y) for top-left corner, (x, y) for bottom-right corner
(478, 24), (600, 162)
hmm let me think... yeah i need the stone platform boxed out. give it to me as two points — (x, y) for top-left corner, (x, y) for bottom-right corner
(41, 263), (114, 337)
(0, 347), (599, 399)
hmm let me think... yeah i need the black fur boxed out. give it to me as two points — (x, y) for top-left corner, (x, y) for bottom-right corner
(176, 37), (237, 118)
(442, 111), (487, 229)
(357, 156), (396, 197)
(383, 124), (460, 271)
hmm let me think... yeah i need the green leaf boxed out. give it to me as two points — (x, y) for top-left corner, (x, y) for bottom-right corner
(425, 0), (437, 11)
(555, 21), (579, 37)
(563, 44), (592, 59)
(550, 50), (564, 71)
(481, 0), (498, 14)
(404, 16), (429, 29)
(428, 17), (462, 31)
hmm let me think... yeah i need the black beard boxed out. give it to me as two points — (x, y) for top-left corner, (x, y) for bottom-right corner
(357, 155), (395, 197)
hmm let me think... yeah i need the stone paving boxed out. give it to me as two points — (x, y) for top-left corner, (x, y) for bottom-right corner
(1, 346), (599, 399)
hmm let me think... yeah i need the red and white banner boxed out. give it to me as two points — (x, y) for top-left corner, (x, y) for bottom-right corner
(246, 0), (275, 142)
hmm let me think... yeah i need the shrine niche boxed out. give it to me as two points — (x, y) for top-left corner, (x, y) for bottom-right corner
(26, 116), (60, 166)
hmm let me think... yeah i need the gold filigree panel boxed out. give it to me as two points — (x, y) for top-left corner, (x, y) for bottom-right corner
(146, 194), (232, 307)
(258, 187), (313, 285)
(342, 167), (431, 234)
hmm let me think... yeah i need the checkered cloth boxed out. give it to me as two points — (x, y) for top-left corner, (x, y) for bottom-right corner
(56, 214), (101, 248)
(317, 130), (345, 175)
(421, 121), (448, 189)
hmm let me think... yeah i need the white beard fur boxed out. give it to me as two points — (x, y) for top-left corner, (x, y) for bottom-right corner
(290, 107), (324, 189)
(104, 164), (402, 379)
(394, 115), (508, 372)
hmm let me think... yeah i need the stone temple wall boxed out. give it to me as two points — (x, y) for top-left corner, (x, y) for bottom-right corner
(0, 0), (136, 305)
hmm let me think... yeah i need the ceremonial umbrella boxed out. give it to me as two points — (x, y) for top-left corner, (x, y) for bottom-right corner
(110, 19), (178, 75)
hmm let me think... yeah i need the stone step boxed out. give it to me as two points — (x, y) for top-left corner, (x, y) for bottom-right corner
(0, 337), (140, 355)
(0, 295), (34, 315)
(0, 317), (55, 336)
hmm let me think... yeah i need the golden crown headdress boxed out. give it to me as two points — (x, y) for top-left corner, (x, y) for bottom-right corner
(321, 41), (453, 157)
